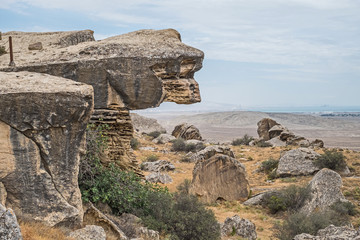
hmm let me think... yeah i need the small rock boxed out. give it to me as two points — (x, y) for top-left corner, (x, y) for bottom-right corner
(185, 145), (234, 163)
(28, 42), (43, 50)
(140, 160), (175, 172)
(146, 172), (173, 184)
(69, 225), (106, 240)
(172, 123), (202, 140)
(0, 204), (23, 240)
(152, 134), (175, 144)
(221, 215), (257, 240)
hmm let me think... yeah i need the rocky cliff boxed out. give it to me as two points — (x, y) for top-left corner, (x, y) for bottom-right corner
(0, 29), (204, 171)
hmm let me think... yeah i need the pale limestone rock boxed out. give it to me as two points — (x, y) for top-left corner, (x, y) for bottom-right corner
(0, 204), (23, 240)
(221, 215), (257, 240)
(140, 160), (175, 172)
(69, 225), (106, 240)
(185, 145), (234, 163)
(0, 71), (93, 226)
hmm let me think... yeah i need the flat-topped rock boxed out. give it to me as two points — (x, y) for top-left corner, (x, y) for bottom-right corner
(0, 71), (93, 226)
(1, 29), (203, 110)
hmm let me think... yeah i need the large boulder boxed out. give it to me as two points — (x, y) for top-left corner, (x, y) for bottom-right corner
(0, 204), (23, 240)
(172, 123), (202, 140)
(294, 225), (360, 240)
(257, 118), (280, 141)
(190, 154), (249, 203)
(0, 71), (93, 226)
(130, 113), (166, 135)
(300, 169), (347, 214)
(276, 148), (320, 177)
(185, 145), (234, 163)
(0, 29), (203, 109)
(221, 215), (257, 240)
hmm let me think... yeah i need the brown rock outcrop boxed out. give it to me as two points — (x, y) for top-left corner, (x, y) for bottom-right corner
(0, 29), (204, 172)
(257, 118), (280, 141)
(0, 71), (93, 226)
(172, 123), (202, 140)
(190, 154), (249, 203)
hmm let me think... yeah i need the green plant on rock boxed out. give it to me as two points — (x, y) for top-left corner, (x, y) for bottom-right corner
(0, 46), (6, 56)
(256, 140), (272, 148)
(171, 138), (186, 152)
(130, 138), (140, 150)
(314, 150), (347, 172)
(146, 154), (159, 162)
(261, 158), (279, 173)
(148, 131), (162, 139)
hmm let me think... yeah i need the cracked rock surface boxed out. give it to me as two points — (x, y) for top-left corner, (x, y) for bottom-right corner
(0, 71), (93, 226)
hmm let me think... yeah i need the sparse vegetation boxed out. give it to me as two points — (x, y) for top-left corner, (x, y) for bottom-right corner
(264, 185), (311, 214)
(130, 138), (140, 150)
(0, 46), (6, 56)
(146, 154), (159, 162)
(261, 158), (279, 173)
(330, 200), (358, 216)
(20, 221), (74, 240)
(232, 134), (254, 146)
(80, 124), (220, 240)
(171, 138), (186, 151)
(148, 131), (162, 139)
(314, 149), (347, 172)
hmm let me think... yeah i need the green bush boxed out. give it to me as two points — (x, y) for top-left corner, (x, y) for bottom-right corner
(148, 131), (162, 139)
(264, 185), (311, 214)
(146, 154), (159, 162)
(261, 158), (279, 173)
(274, 211), (343, 240)
(80, 124), (220, 240)
(171, 138), (186, 151)
(232, 134), (254, 146)
(331, 200), (358, 216)
(314, 150), (347, 172)
(0, 46), (6, 56)
(176, 179), (192, 195)
(256, 140), (272, 148)
(130, 138), (139, 150)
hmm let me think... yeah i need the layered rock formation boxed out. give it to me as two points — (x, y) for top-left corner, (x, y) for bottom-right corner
(0, 71), (93, 226)
(172, 123), (202, 140)
(190, 154), (249, 203)
(0, 29), (204, 171)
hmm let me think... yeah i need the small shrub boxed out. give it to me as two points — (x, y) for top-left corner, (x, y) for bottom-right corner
(185, 143), (197, 152)
(130, 138), (139, 150)
(314, 150), (347, 172)
(232, 134), (254, 146)
(171, 138), (186, 152)
(148, 131), (161, 139)
(256, 140), (272, 148)
(331, 200), (358, 216)
(264, 185), (311, 213)
(146, 154), (159, 162)
(261, 158), (279, 173)
(0, 46), (6, 56)
(177, 179), (192, 195)
(274, 211), (340, 240)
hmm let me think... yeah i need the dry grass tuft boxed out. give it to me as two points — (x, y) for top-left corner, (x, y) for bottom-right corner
(20, 221), (74, 240)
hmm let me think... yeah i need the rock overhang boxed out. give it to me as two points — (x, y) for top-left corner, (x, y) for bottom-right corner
(0, 29), (204, 110)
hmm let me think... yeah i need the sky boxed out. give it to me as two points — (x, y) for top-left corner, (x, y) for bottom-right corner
(1, 0), (360, 111)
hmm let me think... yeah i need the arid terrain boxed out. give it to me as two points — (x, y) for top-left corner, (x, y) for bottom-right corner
(137, 111), (360, 151)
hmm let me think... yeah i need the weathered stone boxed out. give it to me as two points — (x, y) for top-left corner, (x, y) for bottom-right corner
(221, 215), (257, 240)
(190, 154), (249, 203)
(83, 203), (128, 240)
(268, 124), (287, 139)
(0, 71), (93, 226)
(69, 225), (106, 240)
(140, 160), (175, 172)
(152, 134), (175, 144)
(294, 224), (360, 240)
(257, 118), (280, 141)
(0, 29), (203, 110)
(0, 204), (23, 240)
(243, 191), (277, 206)
(145, 172), (173, 184)
(300, 169), (347, 214)
(172, 123), (202, 140)
(287, 136), (311, 147)
(311, 139), (325, 148)
(276, 148), (320, 177)
(130, 113), (166, 135)
(185, 145), (234, 163)
(265, 136), (286, 147)
(28, 42), (43, 50)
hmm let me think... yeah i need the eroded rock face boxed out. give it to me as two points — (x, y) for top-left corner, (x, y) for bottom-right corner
(276, 148), (320, 177)
(0, 204), (23, 240)
(0, 71), (93, 226)
(300, 169), (347, 214)
(0, 29), (203, 110)
(140, 160), (175, 172)
(221, 215), (257, 240)
(190, 154), (249, 203)
(145, 172), (173, 184)
(257, 118), (280, 141)
(69, 225), (106, 240)
(172, 123), (202, 140)
(130, 113), (166, 135)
